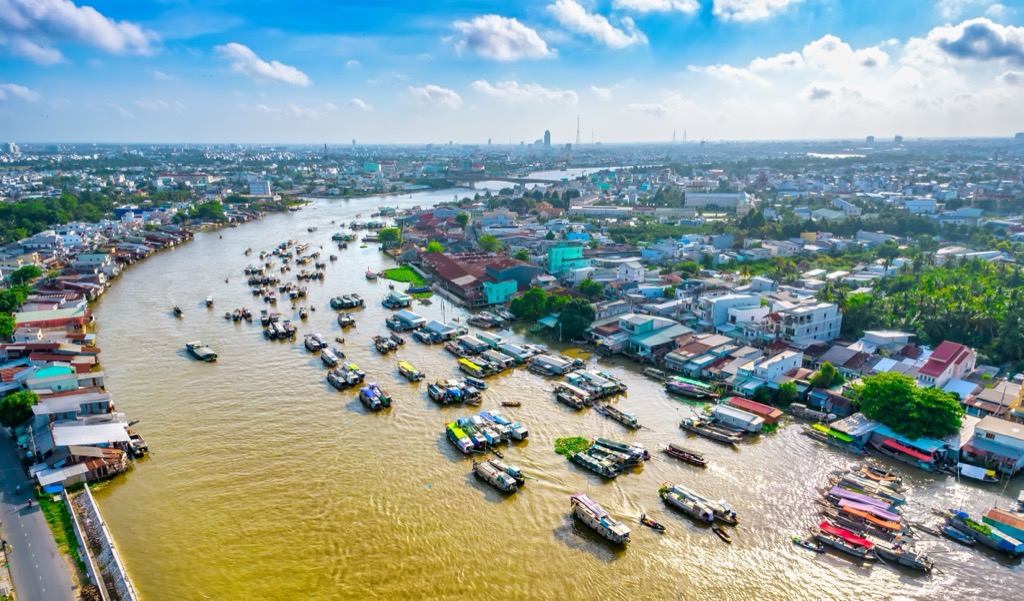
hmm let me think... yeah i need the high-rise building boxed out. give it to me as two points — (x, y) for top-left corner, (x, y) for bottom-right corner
(543, 130), (551, 148)
(894, 134), (904, 144)
(866, 135), (875, 144)
(5, 142), (20, 155)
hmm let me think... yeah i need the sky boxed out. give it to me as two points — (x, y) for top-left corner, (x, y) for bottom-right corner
(1, 0), (1024, 144)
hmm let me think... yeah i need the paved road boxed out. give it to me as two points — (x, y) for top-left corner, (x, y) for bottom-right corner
(0, 433), (76, 601)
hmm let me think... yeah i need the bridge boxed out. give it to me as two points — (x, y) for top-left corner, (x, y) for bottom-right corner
(452, 172), (579, 187)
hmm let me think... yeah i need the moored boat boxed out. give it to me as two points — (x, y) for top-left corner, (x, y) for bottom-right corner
(680, 417), (742, 445)
(712, 526), (732, 544)
(595, 404), (640, 429)
(571, 450), (620, 478)
(662, 482), (738, 525)
(570, 494), (630, 544)
(398, 361), (424, 382)
(472, 460), (517, 492)
(941, 524), (976, 546)
(446, 422), (475, 454)
(815, 521), (876, 560)
(793, 537), (826, 553)
(185, 341), (217, 362)
(663, 443), (708, 467)
(660, 488), (714, 523)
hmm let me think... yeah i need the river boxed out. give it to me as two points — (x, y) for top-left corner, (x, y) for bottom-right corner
(91, 189), (1022, 600)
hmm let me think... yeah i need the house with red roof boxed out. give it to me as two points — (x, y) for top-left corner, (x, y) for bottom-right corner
(917, 341), (976, 388)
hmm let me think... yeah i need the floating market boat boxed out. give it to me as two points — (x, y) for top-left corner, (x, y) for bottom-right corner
(479, 410), (528, 441)
(793, 537), (826, 553)
(662, 443), (708, 467)
(948, 509), (1024, 557)
(446, 422), (475, 454)
(320, 347), (340, 368)
(873, 540), (934, 572)
(501, 401), (521, 407)
(571, 450), (620, 479)
(463, 376), (488, 390)
(337, 313), (356, 327)
(593, 438), (649, 464)
(594, 404), (640, 429)
(680, 417), (742, 445)
(712, 526), (732, 544)
(660, 489), (714, 523)
(485, 458), (525, 487)
(815, 521), (876, 560)
(662, 482), (738, 525)
(398, 361), (424, 382)
(185, 341), (217, 362)
(665, 379), (717, 400)
(304, 333), (327, 351)
(570, 494), (630, 545)
(941, 525), (976, 546)
(472, 460), (517, 492)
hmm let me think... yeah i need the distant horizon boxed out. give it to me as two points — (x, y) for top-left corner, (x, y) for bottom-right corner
(1, 2), (1023, 143)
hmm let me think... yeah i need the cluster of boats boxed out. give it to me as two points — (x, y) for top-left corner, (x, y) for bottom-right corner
(428, 378), (485, 406)
(330, 294), (364, 309)
(373, 333), (404, 354)
(570, 438), (649, 479)
(465, 309), (514, 329)
(472, 458), (526, 493)
(553, 370), (629, 410)
(445, 410), (529, 453)
(660, 482), (738, 528)
(935, 508), (1024, 557)
(261, 311), (298, 340)
(327, 363), (366, 390)
(358, 382), (392, 411)
(664, 377), (719, 401)
(223, 307), (253, 322)
(803, 465), (935, 571)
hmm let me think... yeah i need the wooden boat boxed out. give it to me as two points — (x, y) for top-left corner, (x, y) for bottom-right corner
(594, 404), (640, 429)
(663, 443), (708, 467)
(712, 526), (732, 543)
(501, 401), (521, 407)
(815, 521), (876, 560)
(571, 494), (630, 544)
(365, 269), (378, 280)
(793, 537), (826, 553)
(680, 417), (742, 445)
(639, 514), (666, 532)
(185, 341), (217, 362)
(942, 524), (977, 546)
(173, 306), (183, 318)
(206, 295), (213, 308)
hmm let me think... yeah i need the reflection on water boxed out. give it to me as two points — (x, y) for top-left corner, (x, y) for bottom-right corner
(91, 191), (1022, 600)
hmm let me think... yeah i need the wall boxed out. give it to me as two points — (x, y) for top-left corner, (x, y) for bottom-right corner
(64, 490), (110, 601)
(71, 485), (140, 601)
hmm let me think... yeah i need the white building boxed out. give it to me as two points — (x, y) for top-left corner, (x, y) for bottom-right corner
(248, 179), (272, 196)
(617, 261), (645, 283)
(775, 300), (842, 347)
(694, 293), (761, 332)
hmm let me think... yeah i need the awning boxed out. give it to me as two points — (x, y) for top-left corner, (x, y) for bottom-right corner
(881, 438), (933, 462)
(819, 521), (873, 549)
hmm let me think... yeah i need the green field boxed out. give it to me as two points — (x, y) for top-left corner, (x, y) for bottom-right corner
(382, 266), (426, 287)
(37, 492), (86, 574)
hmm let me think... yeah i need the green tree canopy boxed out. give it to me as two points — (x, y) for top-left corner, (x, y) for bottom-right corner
(510, 287), (549, 321)
(810, 362), (844, 389)
(8, 265), (42, 285)
(426, 240), (444, 253)
(190, 201), (226, 222)
(378, 228), (402, 245)
(777, 381), (799, 406)
(558, 298), (596, 340)
(0, 285), (30, 314)
(512, 249), (530, 261)
(854, 372), (964, 439)
(478, 234), (502, 252)
(577, 278), (603, 298)
(0, 313), (15, 340)
(455, 212), (470, 229)
(0, 390), (38, 428)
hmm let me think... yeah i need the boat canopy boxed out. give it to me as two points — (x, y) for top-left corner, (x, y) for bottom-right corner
(571, 494), (609, 519)
(839, 499), (901, 522)
(811, 423), (853, 442)
(841, 506), (901, 531)
(881, 439), (933, 462)
(819, 521), (874, 549)
(828, 486), (892, 511)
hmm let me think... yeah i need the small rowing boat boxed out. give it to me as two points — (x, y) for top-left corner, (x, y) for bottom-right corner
(713, 526), (732, 544)
(793, 537), (825, 553)
(501, 401), (522, 407)
(941, 525), (976, 547)
(639, 513), (666, 533)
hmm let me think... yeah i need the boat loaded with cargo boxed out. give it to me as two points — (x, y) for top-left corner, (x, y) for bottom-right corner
(660, 486), (715, 523)
(662, 443), (708, 467)
(472, 460), (518, 492)
(185, 341), (217, 362)
(661, 482), (738, 525)
(398, 361), (424, 381)
(680, 417), (743, 445)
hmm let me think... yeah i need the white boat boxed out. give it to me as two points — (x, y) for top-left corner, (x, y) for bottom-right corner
(571, 493), (630, 544)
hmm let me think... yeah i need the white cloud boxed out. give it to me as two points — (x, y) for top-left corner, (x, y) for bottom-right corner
(149, 69), (176, 81)
(247, 103), (320, 119)
(590, 85), (612, 98)
(998, 69), (1024, 84)
(215, 43), (311, 86)
(408, 84), (462, 108)
(802, 34), (890, 72)
(349, 97), (373, 111)
(0, 0), (155, 63)
(345, 59), (360, 68)
(937, 0), (1004, 21)
(452, 14), (554, 61)
(133, 98), (186, 112)
(324, 101), (338, 110)
(471, 80), (578, 104)
(612, 0), (699, 13)
(687, 64), (769, 85)
(923, 18), (1024, 65)
(106, 102), (135, 119)
(624, 94), (691, 117)
(547, 0), (647, 48)
(0, 35), (64, 64)
(749, 51), (805, 71)
(712, 0), (805, 22)
(0, 82), (39, 101)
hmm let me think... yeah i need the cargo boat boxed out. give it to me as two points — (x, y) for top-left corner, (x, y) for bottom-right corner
(185, 341), (217, 362)
(660, 488), (714, 523)
(662, 482), (738, 525)
(594, 404), (640, 429)
(398, 361), (424, 382)
(662, 443), (708, 467)
(446, 422), (475, 454)
(472, 460), (517, 492)
(570, 494), (630, 545)
(680, 417), (742, 445)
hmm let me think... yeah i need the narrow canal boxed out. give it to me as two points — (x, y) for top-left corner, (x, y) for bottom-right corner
(92, 190), (1023, 600)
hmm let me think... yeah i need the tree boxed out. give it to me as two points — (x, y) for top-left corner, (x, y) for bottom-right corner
(558, 298), (596, 340)
(0, 313), (14, 340)
(752, 386), (771, 405)
(810, 362), (844, 389)
(510, 287), (549, 320)
(190, 201), (226, 222)
(455, 212), (470, 229)
(512, 249), (530, 261)
(8, 265), (41, 285)
(426, 240), (444, 253)
(0, 285), (30, 313)
(855, 372), (964, 439)
(378, 228), (402, 245)
(577, 278), (603, 298)
(777, 381), (799, 406)
(663, 285), (677, 299)
(478, 234), (502, 252)
(0, 390), (38, 428)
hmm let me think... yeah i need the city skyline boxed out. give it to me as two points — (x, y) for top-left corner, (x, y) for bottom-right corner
(1, 0), (1023, 143)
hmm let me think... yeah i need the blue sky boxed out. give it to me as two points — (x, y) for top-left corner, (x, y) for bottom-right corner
(1, 0), (1023, 143)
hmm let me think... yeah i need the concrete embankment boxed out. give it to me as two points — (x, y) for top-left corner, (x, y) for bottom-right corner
(69, 486), (139, 601)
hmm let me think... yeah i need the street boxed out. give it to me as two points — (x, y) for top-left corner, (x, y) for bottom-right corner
(0, 433), (76, 601)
